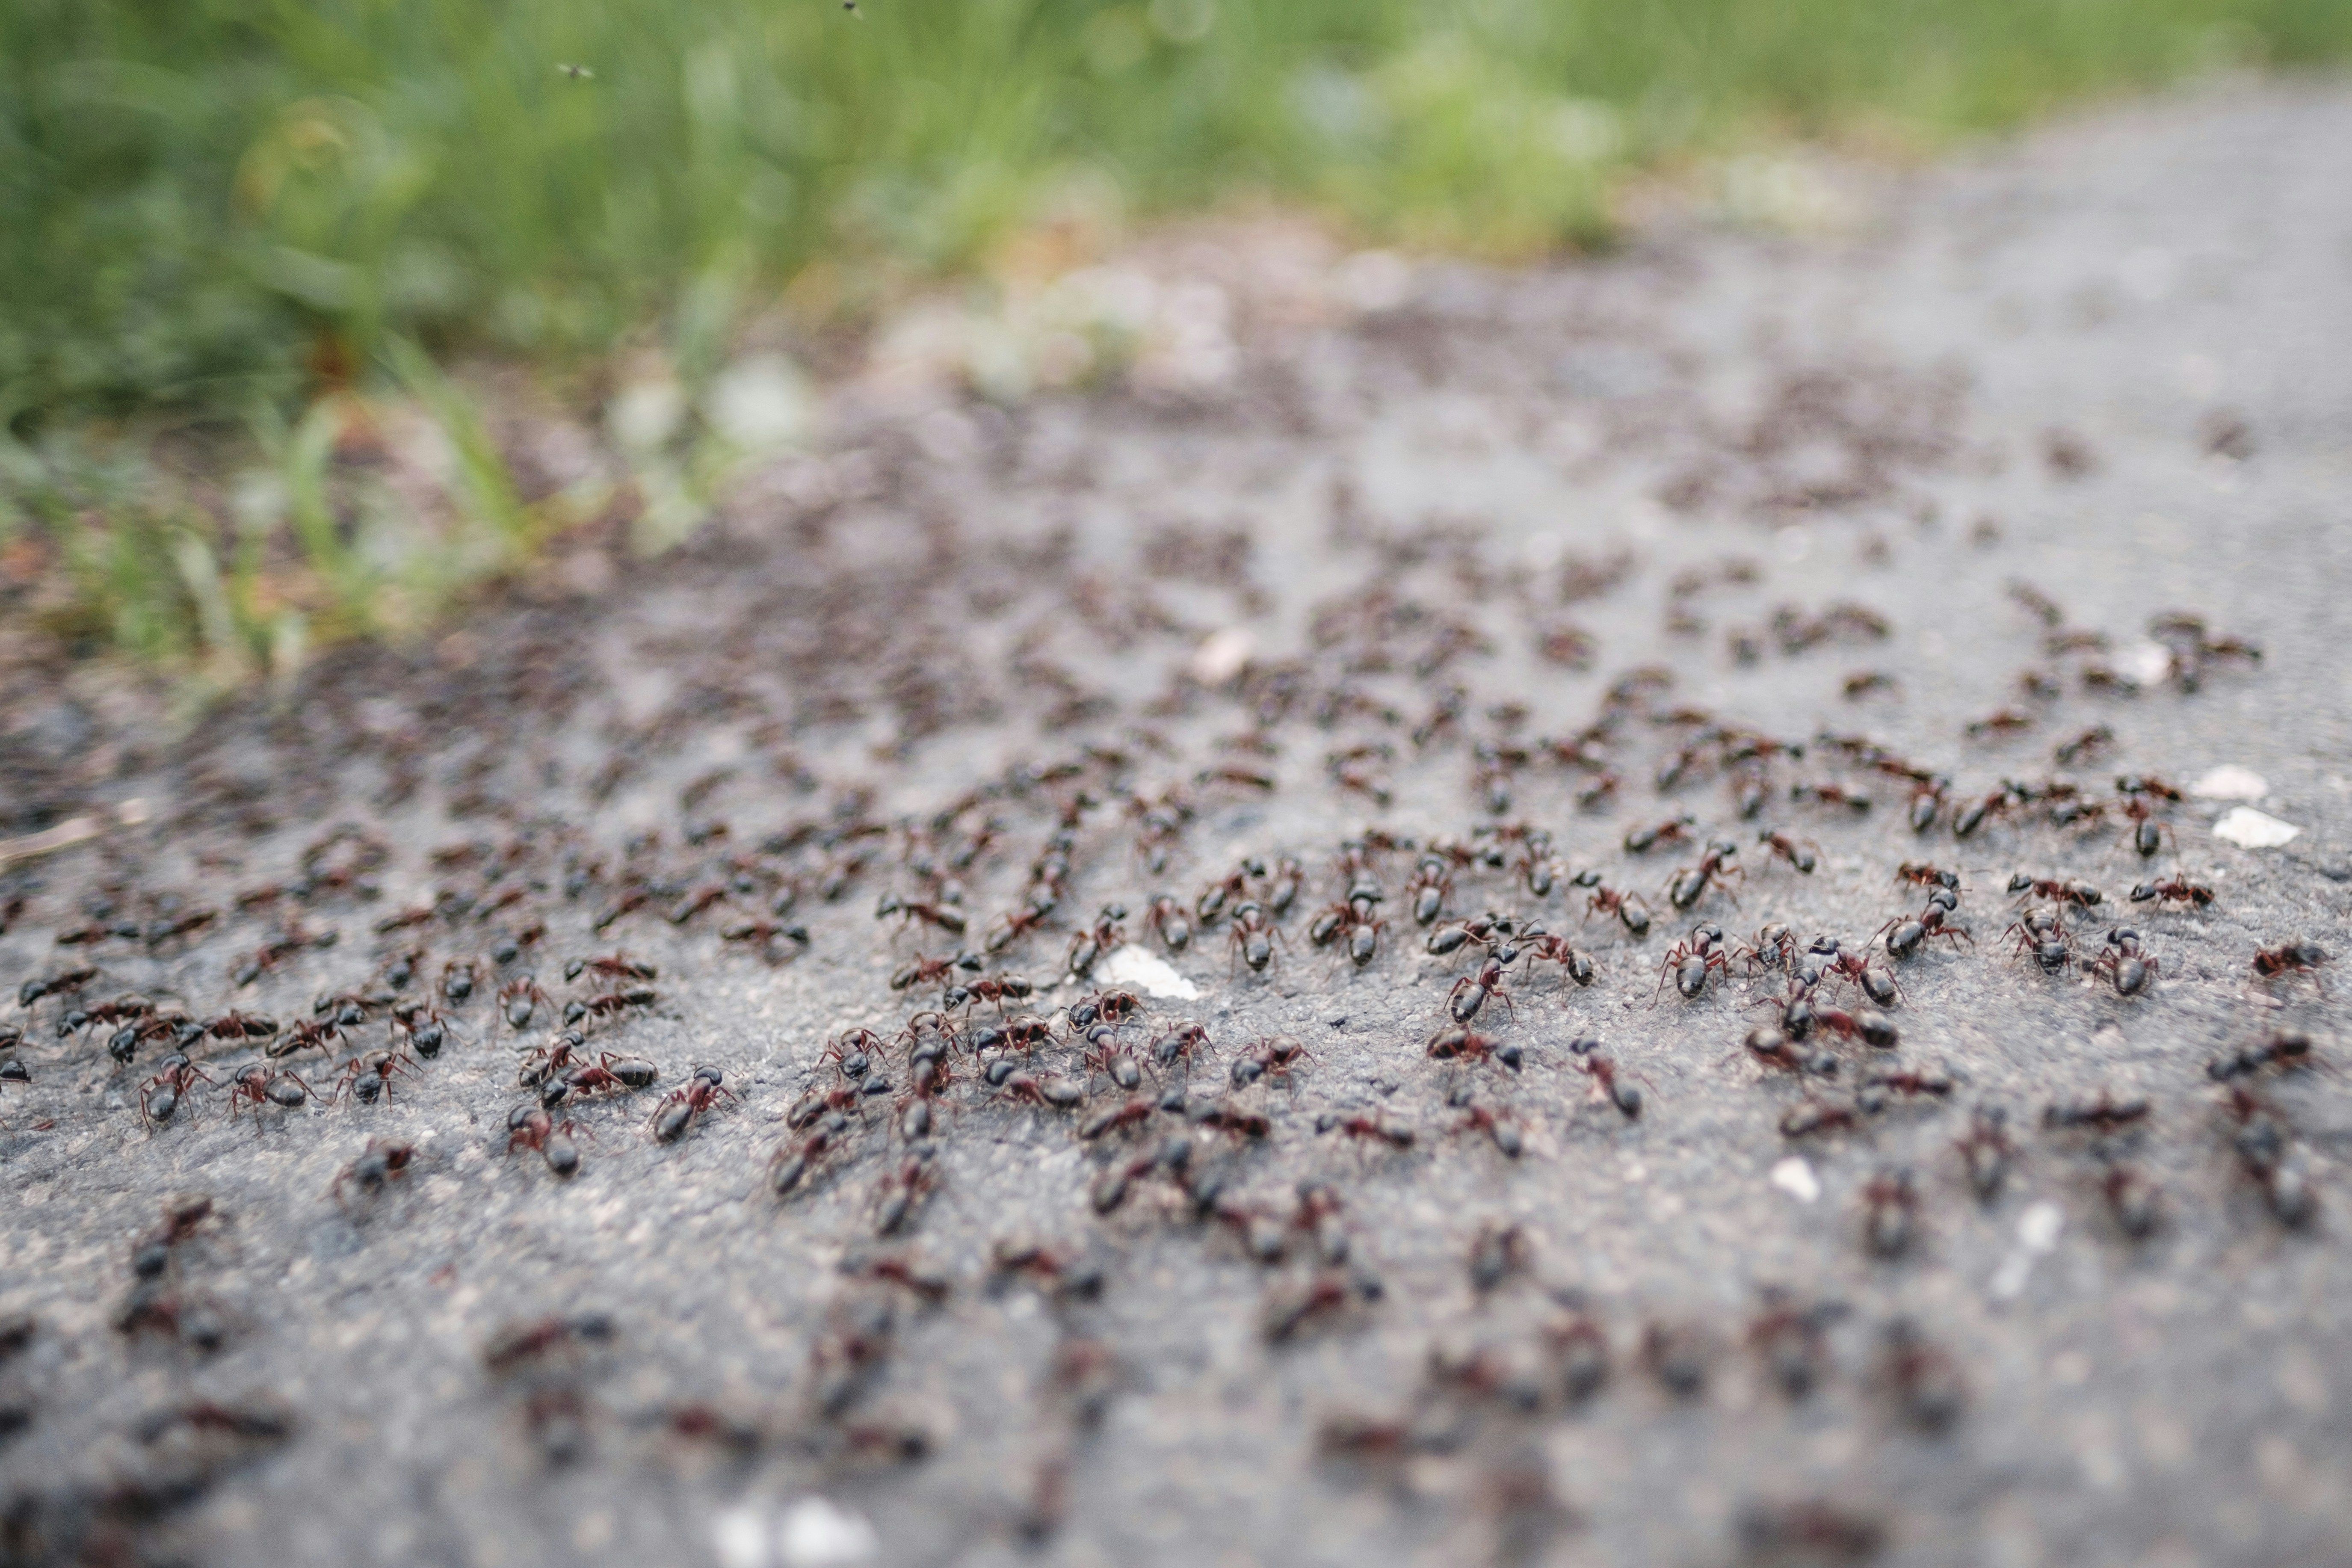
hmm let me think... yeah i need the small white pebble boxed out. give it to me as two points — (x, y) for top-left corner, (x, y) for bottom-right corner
(1098, 945), (1200, 1000)
(2019, 1201), (2063, 1252)
(2213, 806), (2301, 849)
(780, 1497), (877, 1568)
(2192, 764), (2269, 800)
(712, 1506), (773, 1568)
(1769, 1157), (1819, 1203)
(1188, 627), (1254, 685)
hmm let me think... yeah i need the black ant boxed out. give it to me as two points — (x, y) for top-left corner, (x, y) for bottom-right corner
(1780, 1099), (1861, 1139)
(562, 985), (657, 1026)
(1788, 781), (1871, 814)
(2043, 1091), (2149, 1133)
(565, 953), (657, 984)
(769, 1120), (852, 1197)
(497, 975), (550, 1030)
(2100, 1162), (2162, 1239)
(1517, 932), (1596, 988)
(1860, 1168), (1917, 1257)
(1066, 905), (1127, 979)
(1879, 1319), (1967, 1432)
(1745, 1027), (1838, 1079)
(873, 1152), (938, 1235)
(944, 973), (1033, 1013)
(1329, 1112), (1415, 1150)
(891, 951), (981, 991)
(2004, 907), (2074, 973)
(983, 903), (1053, 954)
(226, 1065), (311, 1117)
(1877, 902), (1970, 960)
(1403, 856), (1453, 925)
(1455, 1102), (1524, 1157)
(334, 1048), (420, 1105)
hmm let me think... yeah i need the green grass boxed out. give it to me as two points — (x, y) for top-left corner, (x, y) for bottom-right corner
(5, 0), (2349, 676)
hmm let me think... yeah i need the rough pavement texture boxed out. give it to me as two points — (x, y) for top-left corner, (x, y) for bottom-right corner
(5, 82), (2352, 1568)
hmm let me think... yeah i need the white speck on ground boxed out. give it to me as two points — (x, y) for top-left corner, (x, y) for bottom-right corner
(2212, 806), (2301, 848)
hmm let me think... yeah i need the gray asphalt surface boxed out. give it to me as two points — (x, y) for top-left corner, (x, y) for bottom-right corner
(4, 80), (2351, 1568)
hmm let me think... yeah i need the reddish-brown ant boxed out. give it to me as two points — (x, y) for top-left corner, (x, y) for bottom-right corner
(2129, 874), (2212, 909)
(2043, 1090), (2149, 1133)
(1331, 1112), (1414, 1150)
(1878, 902), (1971, 960)
(891, 950), (980, 991)
(2086, 928), (2157, 996)
(1448, 956), (1514, 1022)
(1571, 1038), (1642, 1118)
(482, 1313), (615, 1376)
(139, 1054), (216, 1128)
(2207, 1032), (2311, 1082)
(1860, 1168), (1917, 1257)
(877, 893), (966, 936)
(1150, 1021), (1212, 1070)
(1965, 709), (2035, 740)
(18, 965), (97, 1007)
(1781, 1099), (1861, 1139)
(1230, 1034), (1311, 1088)
(1622, 815), (1695, 855)
(651, 1065), (735, 1141)
(331, 1139), (417, 1210)
(2100, 1163), (2162, 1238)
(1517, 932), (1596, 988)
(873, 1153), (938, 1234)
(1879, 1319), (1966, 1432)
(769, 1121), (852, 1196)
(1425, 1027), (1520, 1071)
(505, 1106), (584, 1176)
(334, 1048), (420, 1105)
(1141, 895), (1192, 952)
(982, 902), (1052, 953)
(1227, 902), (1283, 974)
(1653, 923), (1730, 1002)
(226, 1065), (311, 1117)
(564, 953), (657, 984)
(1666, 839), (1743, 911)
(2052, 724), (2113, 765)
(2251, 941), (2328, 985)
(995, 1071), (1085, 1110)
(562, 985), (656, 1026)
(497, 975), (550, 1030)
(1954, 1106), (2015, 1201)
(1755, 831), (1817, 875)
(1583, 884), (1652, 937)
(1455, 1102), (1523, 1157)
(1077, 1095), (1156, 1140)
(1789, 781), (1872, 814)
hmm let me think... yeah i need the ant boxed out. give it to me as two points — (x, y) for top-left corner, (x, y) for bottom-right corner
(2052, 724), (2113, 766)
(498, 975), (550, 1030)
(1571, 1038), (1642, 1118)
(2207, 1032), (2312, 1082)
(1745, 1027), (1838, 1079)
(226, 1065), (311, 1117)
(1195, 861), (1262, 926)
(769, 1120), (852, 1197)
(2252, 941), (2328, 986)
(18, 965), (97, 1007)
(1403, 857), (1453, 925)
(1142, 895), (1192, 952)
(548, 1053), (660, 1106)
(335, 1048), (420, 1105)
(1737, 922), (1799, 974)
(1077, 1096), (1157, 1141)
(1262, 1270), (1374, 1344)
(651, 1065), (735, 1142)
(1583, 884), (1651, 937)
(2086, 928), (2158, 996)
(1227, 901), (1283, 974)
(1425, 1027), (1521, 1071)
(1518, 932), (1597, 988)
(1448, 956), (1513, 1023)
(1817, 946), (1900, 1008)
(2118, 796), (2173, 858)
(1622, 815), (1695, 855)
(1805, 1005), (1899, 1049)
(1746, 1290), (1845, 1399)
(873, 1153), (938, 1235)
(139, 1054), (216, 1128)
(516, 1031), (587, 1089)
(1877, 902), (1970, 960)
(788, 1083), (865, 1130)
(565, 953), (656, 984)
(1954, 1106), (2016, 1201)
(1965, 709), (2035, 740)
(1780, 1100), (1861, 1139)
(1756, 831), (1817, 875)
(331, 1139), (417, 1210)
(1666, 839), (1742, 911)
(994, 1071), (1085, 1110)
(1230, 1035), (1311, 1089)
(2100, 1163), (2162, 1239)
(1860, 1169), (1917, 1257)
(876, 893), (966, 937)
(1066, 905), (1127, 979)
(982, 903), (1052, 954)
(1654, 923), (1730, 1002)
(2129, 874), (2213, 909)
(440, 959), (480, 1003)
(892, 950), (981, 991)
(2004, 908), (2074, 973)
(1455, 1101), (1524, 1157)
(482, 1313), (616, 1376)
(2225, 1091), (2318, 1228)
(2043, 1091), (2149, 1133)
(505, 1106), (584, 1177)
(1879, 1319), (1966, 1432)
(1150, 1021), (1213, 1070)
(562, 985), (657, 1026)
(1306, 902), (1383, 967)
(1068, 988), (1143, 1032)
(943, 974), (1033, 1013)
(2008, 873), (2102, 907)
(1330, 1113), (1415, 1151)
(1788, 781), (1872, 814)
